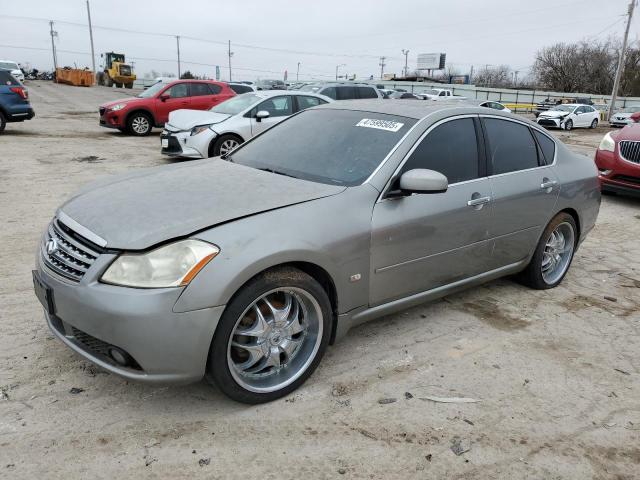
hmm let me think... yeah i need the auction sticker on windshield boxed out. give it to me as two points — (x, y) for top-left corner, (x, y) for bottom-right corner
(356, 118), (404, 132)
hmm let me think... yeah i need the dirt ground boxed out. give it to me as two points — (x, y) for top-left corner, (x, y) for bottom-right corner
(1, 82), (639, 479)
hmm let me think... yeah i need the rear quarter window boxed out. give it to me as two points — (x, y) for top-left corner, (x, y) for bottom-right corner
(357, 87), (378, 99)
(336, 86), (356, 100)
(533, 130), (556, 165)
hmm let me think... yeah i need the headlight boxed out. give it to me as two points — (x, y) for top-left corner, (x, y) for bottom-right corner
(110, 104), (126, 111)
(101, 240), (219, 288)
(598, 132), (615, 152)
(190, 124), (212, 136)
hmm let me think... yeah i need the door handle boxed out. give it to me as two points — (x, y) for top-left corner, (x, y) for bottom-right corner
(540, 179), (557, 190)
(467, 196), (491, 207)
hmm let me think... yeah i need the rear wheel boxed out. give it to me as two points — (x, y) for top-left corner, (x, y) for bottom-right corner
(105, 75), (113, 88)
(206, 267), (332, 404)
(563, 119), (573, 131)
(127, 112), (152, 136)
(210, 134), (242, 157)
(124, 82), (133, 89)
(0, 111), (6, 133)
(590, 119), (598, 129)
(518, 212), (577, 290)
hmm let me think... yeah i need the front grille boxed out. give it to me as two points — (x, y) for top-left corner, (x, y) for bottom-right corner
(619, 141), (640, 164)
(161, 134), (182, 153)
(99, 107), (106, 116)
(538, 119), (558, 127)
(41, 219), (99, 282)
(614, 174), (640, 186)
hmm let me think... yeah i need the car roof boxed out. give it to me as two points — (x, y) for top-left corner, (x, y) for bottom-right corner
(313, 99), (532, 122)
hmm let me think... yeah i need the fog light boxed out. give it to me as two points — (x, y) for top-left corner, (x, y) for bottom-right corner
(598, 169), (612, 176)
(108, 346), (132, 367)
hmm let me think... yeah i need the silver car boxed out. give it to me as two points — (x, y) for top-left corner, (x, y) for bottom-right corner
(161, 91), (331, 158)
(34, 101), (600, 403)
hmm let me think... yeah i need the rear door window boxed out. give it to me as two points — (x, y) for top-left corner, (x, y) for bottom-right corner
(336, 86), (356, 100)
(483, 118), (540, 175)
(533, 130), (556, 165)
(255, 96), (292, 117)
(191, 83), (212, 96)
(207, 83), (222, 94)
(401, 118), (480, 184)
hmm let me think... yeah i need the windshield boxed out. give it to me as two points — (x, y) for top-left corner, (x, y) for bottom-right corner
(229, 109), (417, 186)
(620, 105), (640, 113)
(0, 61), (19, 70)
(550, 105), (575, 112)
(137, 82), (168, 98)
(211, 94), (260, 115)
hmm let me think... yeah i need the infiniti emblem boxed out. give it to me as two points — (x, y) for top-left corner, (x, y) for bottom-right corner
(46, 238), (59, 255)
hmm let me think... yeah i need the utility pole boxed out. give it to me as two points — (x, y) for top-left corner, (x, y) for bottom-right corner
(86, 1), (96, 74)
(514, 70), (519, 86)
(401, 49), (409, 78)
(49, 21), (58, 75)
(228, 40), (234, 81)
(297, 62), (300, 81)
(469, 65), (474, 83)
(379, 56), (386, 80)
(608, 0), (636, 120)
(176, 35), (181, 78)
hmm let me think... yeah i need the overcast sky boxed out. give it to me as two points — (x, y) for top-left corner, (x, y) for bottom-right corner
(1, 0), (638, 81)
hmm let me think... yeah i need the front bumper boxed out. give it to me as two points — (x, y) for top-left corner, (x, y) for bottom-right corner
(35, 253), (224, 384)
(160, 129), (209, 159)
(99, 107), (124, 129)
(595, 149), (640, 196)
(536, 117), (564, 128)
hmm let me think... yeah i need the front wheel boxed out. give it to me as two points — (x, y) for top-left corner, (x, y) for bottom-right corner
(563, 119), (573, 131)
(209, 134), (242, 157)
(518, 213), (577, 290)
(127, 112), (152, 136)
(590, 119), (598, 129)
(206, 267), (332, 404)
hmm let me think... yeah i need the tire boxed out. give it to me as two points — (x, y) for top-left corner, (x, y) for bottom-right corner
(105, 76), (113, 88)
(209, 134), (243, 157)
(126, 112), (152, 136)
(563, 119), (573, 131)
(517, 212), (578, 290)
(124, 82), (133, 89)
(590, 119), (598, 129)
(206, 267), (332, 404)
(0, 111), (6, 134)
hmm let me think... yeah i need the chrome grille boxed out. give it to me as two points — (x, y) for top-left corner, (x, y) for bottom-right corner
(619, 141), (640, 164)
(41, 219), (99, 281)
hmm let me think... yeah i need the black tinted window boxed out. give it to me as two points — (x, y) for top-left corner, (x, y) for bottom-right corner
(357, 87), (378, 99)
(0, 70), (20, 85)
(296, 95), (326, 111)
(401, 118), (479, 184)
(320, 86), (337, 99)
(336, 86), (356, 100)
(208, 84), (222, 94)
(191, 83), (212, 96)
(255, 96), (292, 117)
(231, 109), (416, 186)
(228, 84), (251, 94)
(484, 118), (539, 175)
(166, 83), (189, 98)
(533, 130), (556, 165)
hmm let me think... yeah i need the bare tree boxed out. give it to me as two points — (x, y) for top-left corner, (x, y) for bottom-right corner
(474, 65), (512, 88)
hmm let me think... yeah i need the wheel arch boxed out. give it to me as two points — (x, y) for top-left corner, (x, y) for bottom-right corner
(125, 108), (155, 127)
(208, 132), (245, 157)
(557, 207), (581, 240)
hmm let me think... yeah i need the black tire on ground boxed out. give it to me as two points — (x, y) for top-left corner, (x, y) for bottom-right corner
(209, 134), (243, 157)
(124, 82), (133, 89)
(590, 119), (598, 129)
(126, 112), (152, 136)
(206, 267), (333, 404)
(517, 212), (578, 290)
(105, 76), (113, 87)
(0, 111), (6, 133)
(563, 119), (573, 131)
(117, 127), (127, 133)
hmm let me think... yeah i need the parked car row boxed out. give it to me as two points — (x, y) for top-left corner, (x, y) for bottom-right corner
(34, 100), (601, 404)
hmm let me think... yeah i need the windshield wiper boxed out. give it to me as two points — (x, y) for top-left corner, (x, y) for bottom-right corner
(256, 167), (298, 179)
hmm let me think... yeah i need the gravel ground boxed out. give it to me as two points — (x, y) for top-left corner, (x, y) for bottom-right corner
(1, 82), (639, 479)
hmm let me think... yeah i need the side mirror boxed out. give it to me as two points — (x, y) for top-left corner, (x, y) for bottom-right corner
(159, 94), (170, 102)
(255, 110), (270, 122)
(398, 169), (448, 194)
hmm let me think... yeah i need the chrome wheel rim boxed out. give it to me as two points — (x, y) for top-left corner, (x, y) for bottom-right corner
(564, 120), (572, 131)
(219, 139), (239, 156)
(541, 222), (575, 284)
(132, 116), (149, 134)
(227, 287), (323, 393)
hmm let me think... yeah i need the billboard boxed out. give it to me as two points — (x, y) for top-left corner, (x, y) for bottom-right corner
(417, 53), (446, 70)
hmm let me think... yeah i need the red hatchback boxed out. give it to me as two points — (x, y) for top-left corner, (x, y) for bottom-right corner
(595, 118), (640, 197)
(99, 80), (235, 136)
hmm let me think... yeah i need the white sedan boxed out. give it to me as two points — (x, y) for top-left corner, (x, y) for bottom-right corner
(161, 91), (332, 158)
(536, 104), (600, 131)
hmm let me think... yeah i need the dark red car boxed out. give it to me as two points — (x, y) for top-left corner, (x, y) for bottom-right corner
(99, 80), (235, 136)
(595, 116), (640, 196)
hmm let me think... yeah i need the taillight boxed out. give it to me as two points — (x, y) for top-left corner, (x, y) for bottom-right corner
(10, 87), (28, 99)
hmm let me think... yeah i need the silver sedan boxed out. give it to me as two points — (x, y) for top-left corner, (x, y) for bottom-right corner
(161, 91), (332, 158)
(34, 101), (600, 403)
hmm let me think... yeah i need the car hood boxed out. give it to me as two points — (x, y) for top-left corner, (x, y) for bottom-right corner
(613, 112), (633, 119)
(539, 110), (570, 118)
(58, 160), (345, 250)
(100, 97), (145, 109)
(166, 109), (231, 131)
(614, 123), (640, 141)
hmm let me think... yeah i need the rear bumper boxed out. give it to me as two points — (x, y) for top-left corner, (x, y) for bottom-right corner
(6, 106), (35, 122)
(35, 254), (224, 384)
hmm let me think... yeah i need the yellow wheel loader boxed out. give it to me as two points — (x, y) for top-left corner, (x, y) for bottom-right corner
(96, 52), (136, 89)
